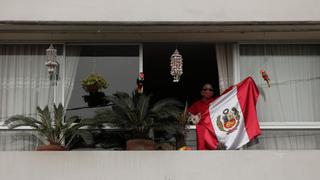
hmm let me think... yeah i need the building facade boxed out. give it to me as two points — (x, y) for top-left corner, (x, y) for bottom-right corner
(1, 0), (320, 151)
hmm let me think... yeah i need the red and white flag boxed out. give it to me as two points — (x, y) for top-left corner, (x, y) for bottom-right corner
(209, 77), (261, 149)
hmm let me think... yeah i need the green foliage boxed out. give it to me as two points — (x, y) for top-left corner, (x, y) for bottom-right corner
(94, 92), (184, 139)
(4, 103), (95, 149)
(81, 74), (108, 93)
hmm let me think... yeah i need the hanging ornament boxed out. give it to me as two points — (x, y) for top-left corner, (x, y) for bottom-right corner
(45, 44), (58, 75)
(260, 69), (270, 87)
(170, 49), (183, 82)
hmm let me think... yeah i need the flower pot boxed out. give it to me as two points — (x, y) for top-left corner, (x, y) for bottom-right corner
(126, 139), (156, 150)
(83, 91), (108, 107)
(87, 85), (99, 93)
(37, 144), (66, 151)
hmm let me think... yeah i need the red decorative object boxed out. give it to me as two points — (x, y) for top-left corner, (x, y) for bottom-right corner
(138, 72), (144, 81)
(260, 69), (270, 87)
(136, 72), (144, 94)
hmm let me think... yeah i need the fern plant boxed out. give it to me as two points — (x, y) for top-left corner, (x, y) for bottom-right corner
(4, 103), (94, 150)
(94, 92), (183, 139)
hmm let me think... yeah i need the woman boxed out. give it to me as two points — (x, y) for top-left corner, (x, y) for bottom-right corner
(188, 83), (219, 150)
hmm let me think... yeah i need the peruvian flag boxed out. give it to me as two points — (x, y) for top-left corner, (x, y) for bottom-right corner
(209, 77), (261, 149)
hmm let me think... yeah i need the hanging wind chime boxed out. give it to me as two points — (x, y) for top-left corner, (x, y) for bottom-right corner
(45, 44), (58, 75)
(45, 44), (58, 121)
(170, 49), (183, 82)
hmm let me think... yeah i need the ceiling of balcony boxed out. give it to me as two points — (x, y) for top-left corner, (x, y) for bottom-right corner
(1, 21), (320, 43)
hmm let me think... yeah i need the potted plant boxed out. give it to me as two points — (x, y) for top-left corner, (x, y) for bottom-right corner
(4, 103), (94, 151)
(94, 92), (183, 150)
(154, 103), (192, 150)
(81, 74), (108, 107)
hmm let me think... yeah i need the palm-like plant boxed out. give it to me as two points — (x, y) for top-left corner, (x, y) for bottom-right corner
(94, 92), (183, 139)
(4, 103), (94, 150)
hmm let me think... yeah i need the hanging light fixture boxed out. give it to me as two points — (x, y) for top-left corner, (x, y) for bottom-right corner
(170, 49), (183, 82)
(45, 44), (58, 75)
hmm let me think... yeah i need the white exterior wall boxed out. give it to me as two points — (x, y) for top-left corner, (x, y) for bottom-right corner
(0, 2), (319, 180)
(0, 151), (318, 180)
(1, 0), (320, 22)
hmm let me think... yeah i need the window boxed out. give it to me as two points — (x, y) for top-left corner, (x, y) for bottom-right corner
(143, 43), (219, 149)
(0, 44), (63, 150)
(238, 44), (320, 149)
(0, 44), (142, 150)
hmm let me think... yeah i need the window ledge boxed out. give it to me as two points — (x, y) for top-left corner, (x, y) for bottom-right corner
(2, 122), (320, 130)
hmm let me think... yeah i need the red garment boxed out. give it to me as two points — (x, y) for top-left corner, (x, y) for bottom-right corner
(188, 98), (219, 150)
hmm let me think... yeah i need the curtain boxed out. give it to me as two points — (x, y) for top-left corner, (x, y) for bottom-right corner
(0, 44), (52, 121)
(215, 44), (236, 94)
(0, 44), (54, 150)
(56, 46), (80, 107)
(239, 44), (320, 149)
(239, 44), (320, 123)
(0, 44), (79, 151)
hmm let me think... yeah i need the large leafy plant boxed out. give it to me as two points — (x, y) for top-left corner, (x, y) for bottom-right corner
(4, 103), (94, 149)
(94, 92), (183, 139)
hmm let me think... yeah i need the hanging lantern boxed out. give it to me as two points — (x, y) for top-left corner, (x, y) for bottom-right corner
(45, 44), (58, 75)
(170, 49), (183, 82)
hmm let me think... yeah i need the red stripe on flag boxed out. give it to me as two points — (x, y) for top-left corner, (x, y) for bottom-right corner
(236, 77), (261, 140)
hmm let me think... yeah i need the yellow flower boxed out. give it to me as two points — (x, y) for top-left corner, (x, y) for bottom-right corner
(81, 74), (108, 92)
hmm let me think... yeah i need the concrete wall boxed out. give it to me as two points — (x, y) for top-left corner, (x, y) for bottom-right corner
(1, 0), (320, 22)
(0, 151), (318, 180)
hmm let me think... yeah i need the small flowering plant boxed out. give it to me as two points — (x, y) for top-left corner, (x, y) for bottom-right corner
(81, 74), (108, 93)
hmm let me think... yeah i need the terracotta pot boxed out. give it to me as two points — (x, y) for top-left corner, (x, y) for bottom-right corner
(36, 144), (66, 151)
(126, 139), (156, 150)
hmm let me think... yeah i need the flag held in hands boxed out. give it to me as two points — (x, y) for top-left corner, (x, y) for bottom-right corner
(209, 77), (261, 150)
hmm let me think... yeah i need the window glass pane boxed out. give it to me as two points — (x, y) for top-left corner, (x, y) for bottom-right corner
(246, 129), (320, 150)
(66, 45), (140, 119)
(0, 44), (63, 120)
(0, 130), (39, 151)
(239, 44), (320, 122)
(185, 129), (197, 149)
(78, 45), (139, 56)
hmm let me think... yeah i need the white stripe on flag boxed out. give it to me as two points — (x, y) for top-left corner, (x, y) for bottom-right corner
(209, 87), (250, 150)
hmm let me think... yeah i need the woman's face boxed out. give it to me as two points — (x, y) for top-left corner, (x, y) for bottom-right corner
(201, 84), (214, 99)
